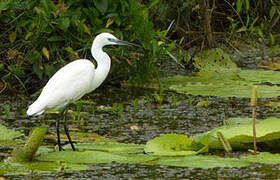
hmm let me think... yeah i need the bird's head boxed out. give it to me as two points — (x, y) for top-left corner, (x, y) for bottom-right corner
(93, 33), (141, 48)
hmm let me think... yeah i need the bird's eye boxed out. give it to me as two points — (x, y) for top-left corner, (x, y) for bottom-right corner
(108, 38), (114, 42)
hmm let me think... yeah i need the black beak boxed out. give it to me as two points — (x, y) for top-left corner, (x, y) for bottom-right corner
(109, 38), (142, 48)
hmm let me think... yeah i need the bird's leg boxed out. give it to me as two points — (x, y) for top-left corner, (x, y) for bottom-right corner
(63, 108), (76, 151)
(56, 107), (67, 151)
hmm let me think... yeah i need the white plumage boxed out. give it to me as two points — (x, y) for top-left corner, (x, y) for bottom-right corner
(27, 33), (139, 116)
(27, 59), (96, 115)
(26, 32), (140, 151)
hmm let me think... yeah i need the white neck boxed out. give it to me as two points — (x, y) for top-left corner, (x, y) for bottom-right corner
(90, 44), (111, 90)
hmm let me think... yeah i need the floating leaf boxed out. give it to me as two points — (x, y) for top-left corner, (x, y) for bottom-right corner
(9, 32), (17, 43)
(239, 69), (280, 84)
(0, 124), (24, 147)
(159, 48), (280, 98)
(161, 75), (280, 98)
(0, 161), (88, 175)
(241, 152), (280, 165)
(193, 117), (280, 150)
(158, 155), (251, 169)
(64, 142), (144, 154)
(42, 47), (50, 60)
(0, 124), (23, 141)
(145, 134), (197, 156)
(37, 150), (157, 164)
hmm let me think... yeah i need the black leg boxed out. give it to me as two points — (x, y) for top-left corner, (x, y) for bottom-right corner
(56, 106), (67, 151)
(63, 112), (76, 151)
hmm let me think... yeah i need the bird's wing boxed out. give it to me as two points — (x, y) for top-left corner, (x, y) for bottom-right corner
(36, 59), (95, 110)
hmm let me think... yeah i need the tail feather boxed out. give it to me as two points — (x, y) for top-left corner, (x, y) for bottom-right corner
(27, 101), (46, 116)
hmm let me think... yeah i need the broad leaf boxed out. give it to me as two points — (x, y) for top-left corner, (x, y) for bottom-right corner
(157, 155), (251, 169)
(0, 124), (23, 141)
(145, 134), (197, 156)
(239, 69), (280, 84)
(241, 152), (280, 164)
(37, 150), (157, 164)
(0, 161), (88, 175)
(161, 75), (280, 98)
(193, 117), (280, 150)
(64, 142), (144, 153)
(160, 48), (280, 98)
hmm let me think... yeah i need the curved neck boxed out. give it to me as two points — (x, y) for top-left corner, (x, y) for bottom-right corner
(91, 45), (111, 90)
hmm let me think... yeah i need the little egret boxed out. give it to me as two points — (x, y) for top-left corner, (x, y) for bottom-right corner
(27, 33), (140, 151)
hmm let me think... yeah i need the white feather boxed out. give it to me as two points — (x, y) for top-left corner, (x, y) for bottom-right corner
(27, 33), (120, 116)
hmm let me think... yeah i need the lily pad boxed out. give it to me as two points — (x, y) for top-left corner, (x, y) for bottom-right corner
(239, 69), (280, 84)
(161, 75), (280, 98)
(159, 48), (280, 98)
(64, 142), (145, 153)
(37, 150), (157, 164)
(0, 124), (23, 141)
(157, 155), (251, 169)
(193, 117), (280, 150)
(0, 161), (88, 175)
(145, 134), (197, 156)
(0, 124), (24, 147)
(241, 152), (280, 164)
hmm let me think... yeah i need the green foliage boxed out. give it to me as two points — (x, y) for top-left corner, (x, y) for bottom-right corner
(64, 142), (145, 154)
(0, 161), (88, 175)
(4, 104), (10, 119)
(241, 152), (280, 165)
(193, 117), (280, 150)
(0, 0), (158, 92)
(0, 124), (23, 141)
(145, 134), (197, 156)
(159, 48), (280, 98)
(157, 155), (251, 169)
(194, 48), (239, 77)
(149, 0), (274, 49)
(161, 75), (280, 98)
(37, 150), (157, 164)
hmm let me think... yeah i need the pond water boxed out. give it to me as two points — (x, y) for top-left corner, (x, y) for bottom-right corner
(1, 85), (280, 179)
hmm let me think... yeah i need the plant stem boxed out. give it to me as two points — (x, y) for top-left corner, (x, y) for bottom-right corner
(252, 106), (257, 154)
(250, 86), (257, 154)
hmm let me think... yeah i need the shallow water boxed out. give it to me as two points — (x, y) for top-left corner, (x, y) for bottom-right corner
(1, 86), (280, 179)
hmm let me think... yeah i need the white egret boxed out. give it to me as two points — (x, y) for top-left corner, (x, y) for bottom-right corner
(27, 33), (141, 151)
